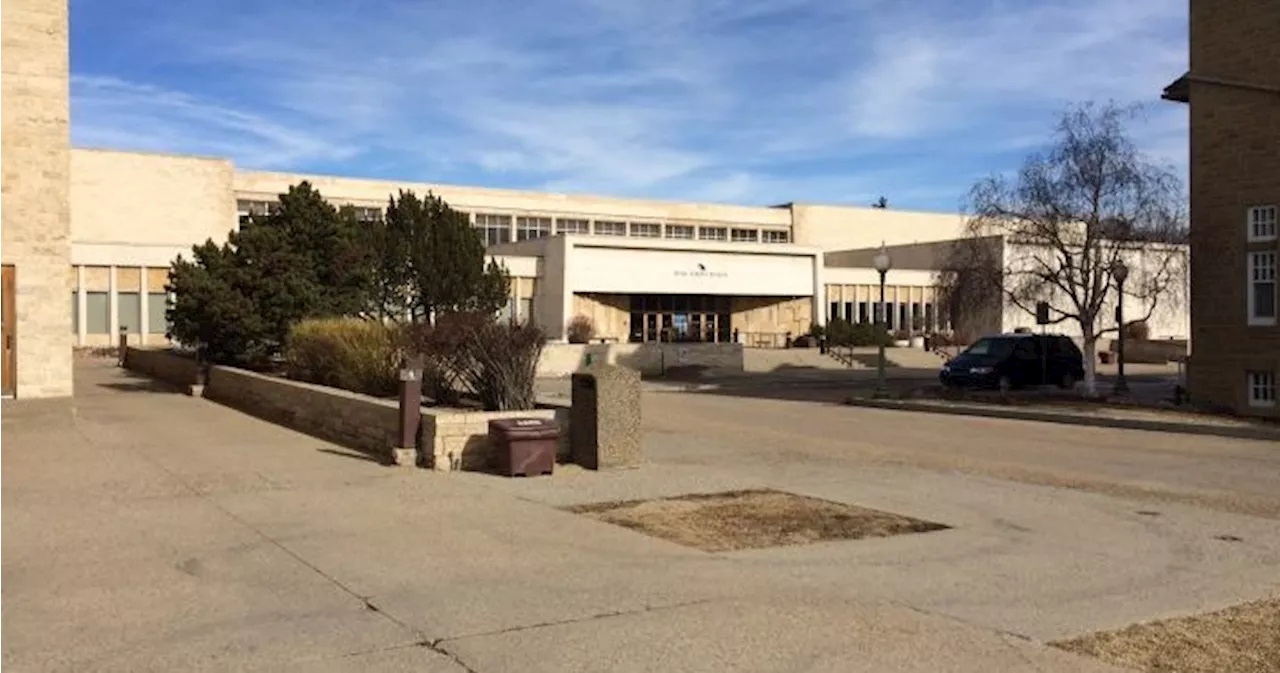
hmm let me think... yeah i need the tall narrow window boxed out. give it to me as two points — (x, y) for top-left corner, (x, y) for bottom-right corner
(516, 216), (551, 241)
(1248, 205), (1278, 242)
(843, 302), (854, 321)
(829, 302), (840, 320)
(1249, 251), (1277, 325)
(86, 292), (110, 334)
(1249, 371), (1276, 408)
(858, 302), (869, 324)
(148, 292), (169, 335)
(118, 293), (141, 335)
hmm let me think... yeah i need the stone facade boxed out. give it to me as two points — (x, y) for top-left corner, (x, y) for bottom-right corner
(203, 366), (401, 459)
(425, 407), (570, 472)
(1175, 0), (1280, 417)
(1, 0), (74, 398)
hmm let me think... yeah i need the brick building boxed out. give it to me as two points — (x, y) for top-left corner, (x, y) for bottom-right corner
(1163, 0), (1280, 417)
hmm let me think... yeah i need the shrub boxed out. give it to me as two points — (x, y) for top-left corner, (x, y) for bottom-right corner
(1122, 320), (1150, 341)
(826, 318), (891, 347)
(284, 318), (405, 397)
(567, 315), (595, 344)
(407, 313), (546, 410)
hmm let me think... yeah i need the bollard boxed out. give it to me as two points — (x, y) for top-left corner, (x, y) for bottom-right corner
(391, 354), (424, 467)
(117, 326), (128, 366)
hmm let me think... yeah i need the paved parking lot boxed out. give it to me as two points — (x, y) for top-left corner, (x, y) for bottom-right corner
(3, 361), (1277, 671)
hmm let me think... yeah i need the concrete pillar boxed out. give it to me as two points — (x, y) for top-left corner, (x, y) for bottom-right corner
(76, 265), (86, 347)
(108, 265), (119, 340)
(139, 265), (149, 342)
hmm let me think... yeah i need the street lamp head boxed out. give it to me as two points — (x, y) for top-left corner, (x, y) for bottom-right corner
(1112, 260), (1129, 284)
(872, 242), (892, 274)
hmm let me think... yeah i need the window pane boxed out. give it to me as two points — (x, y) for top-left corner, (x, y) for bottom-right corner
(118, 293), (141, 334)
(556, 218), (589, 235)
(1255, 283), (1277, 318)
(631, 223), (661, 238)
(698, 226), (727, 241)
(148, 292), (169, 335)
(829, 302), (839, 320)
(71, 292), (78, 334)
(596, 221), (626, 236)
(731, 228), (759, 242)
(86, 292), (110, 334)
(858, 302), (868, 324)
(518, 298), (534, 324)
(665, 225), (694, 239)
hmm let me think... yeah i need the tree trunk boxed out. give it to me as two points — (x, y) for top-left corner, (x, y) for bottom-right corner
(1081, 336), (1098, 397)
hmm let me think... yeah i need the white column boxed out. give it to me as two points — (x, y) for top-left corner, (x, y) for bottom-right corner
(139, 266), (149, 343)
(108, 266), (119, 342)
(76, 266), (87, 347)
(811, 253), (826, 327)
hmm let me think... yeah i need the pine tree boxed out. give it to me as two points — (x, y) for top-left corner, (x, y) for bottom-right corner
(395, 190), (509, 322)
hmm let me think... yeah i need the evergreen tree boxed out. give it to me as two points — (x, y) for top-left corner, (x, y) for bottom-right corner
(166, 181), (372, 363)
(392, 190), (509, 322)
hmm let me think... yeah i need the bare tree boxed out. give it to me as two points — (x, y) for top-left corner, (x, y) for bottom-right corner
(946, 103), (1188, 395)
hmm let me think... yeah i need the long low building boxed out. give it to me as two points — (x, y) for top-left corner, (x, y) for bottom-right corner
(66, 147), (974, 349)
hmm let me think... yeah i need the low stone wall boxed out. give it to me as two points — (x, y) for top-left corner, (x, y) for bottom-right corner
(425, 404), (571, 472)
(538, 342), (744, 378)
(122, 347), (201, 392)
(1106, 338), (1188, 364)
(203, 366), (401, 458)
(200, 364), (571, 470)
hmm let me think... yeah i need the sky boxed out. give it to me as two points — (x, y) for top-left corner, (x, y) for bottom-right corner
(69, 0), (1189, 213)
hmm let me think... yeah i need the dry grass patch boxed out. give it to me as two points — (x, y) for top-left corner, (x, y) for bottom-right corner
(566, 489), (948, 552)
(1053, 597), (1280, 673)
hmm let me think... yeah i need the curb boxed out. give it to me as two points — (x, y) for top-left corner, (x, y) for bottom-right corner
(842, 397), (1280, 443)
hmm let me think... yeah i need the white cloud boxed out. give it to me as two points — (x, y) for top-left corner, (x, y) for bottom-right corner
(71, 0), (1188, 209)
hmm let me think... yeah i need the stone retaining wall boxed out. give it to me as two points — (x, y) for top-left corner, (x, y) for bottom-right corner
(539, 342), (743, 378)
(123, 347), (201, 391)
(425, 406), (570, 472)
(203, 366), (401, 458)
(198, 364), (571, 470)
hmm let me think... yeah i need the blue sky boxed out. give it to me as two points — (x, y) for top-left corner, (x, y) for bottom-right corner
(69, 0), (1188, 212)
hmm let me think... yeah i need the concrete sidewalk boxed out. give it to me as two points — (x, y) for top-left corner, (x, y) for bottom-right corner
(4, 362), (1276, 671)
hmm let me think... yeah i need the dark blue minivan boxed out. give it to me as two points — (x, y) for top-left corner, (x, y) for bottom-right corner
(940, 333), (1085, 391)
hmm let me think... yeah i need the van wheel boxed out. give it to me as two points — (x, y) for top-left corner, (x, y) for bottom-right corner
(1057, 372), (1077, 389)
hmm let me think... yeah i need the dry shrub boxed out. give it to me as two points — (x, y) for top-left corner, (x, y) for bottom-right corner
(407, 312), (545, 410)
(566, 314), (595, 344)
(284, 318), (405, 397)
(1122, 320), (1151, 341)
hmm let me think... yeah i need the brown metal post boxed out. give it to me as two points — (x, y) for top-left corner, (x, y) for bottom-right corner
(393, 354), (424, 466)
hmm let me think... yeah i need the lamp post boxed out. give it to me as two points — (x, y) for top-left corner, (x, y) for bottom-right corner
(1112, 261), (1130, 396)
(873, 243), (892, 398)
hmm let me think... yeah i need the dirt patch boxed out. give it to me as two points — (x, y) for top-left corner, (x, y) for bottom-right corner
(1053, 597), (1280, 673)
(566, 489), (948, 552)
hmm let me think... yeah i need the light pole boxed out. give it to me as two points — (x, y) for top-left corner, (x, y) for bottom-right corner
(873, 243), (892, 398)
(1112, 261), (1130, 396)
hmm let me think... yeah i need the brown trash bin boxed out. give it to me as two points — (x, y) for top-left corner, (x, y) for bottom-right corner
(489, 418), (558, 477)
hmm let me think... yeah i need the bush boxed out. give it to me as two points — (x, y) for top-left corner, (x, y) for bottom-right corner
(1122, 320), (1150, 341)
(407, 313), (546, 410)
(826, 318), (891, 347)
(567, 315), (595, 344)
(284, 318), (405, 397)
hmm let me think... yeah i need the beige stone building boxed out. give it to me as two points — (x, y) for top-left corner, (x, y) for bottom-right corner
(1163, 0), (1279, 417)
(58, 147), (979, 355)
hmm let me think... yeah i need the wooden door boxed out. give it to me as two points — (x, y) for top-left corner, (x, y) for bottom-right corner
(2, 265), (15, 396)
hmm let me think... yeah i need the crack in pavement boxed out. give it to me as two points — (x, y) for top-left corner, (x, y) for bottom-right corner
(433, 597), (720, 646)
